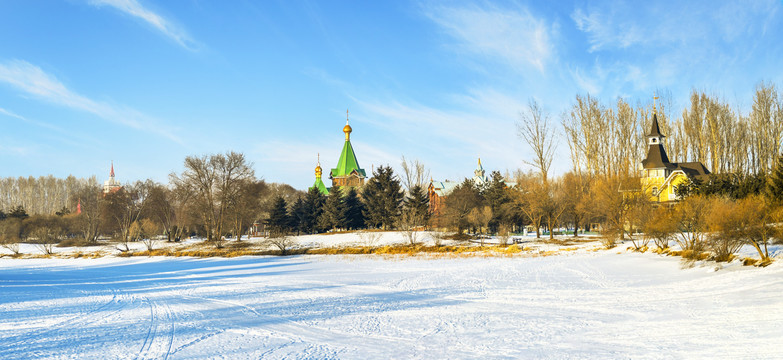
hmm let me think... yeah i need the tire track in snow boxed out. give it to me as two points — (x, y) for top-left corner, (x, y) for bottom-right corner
(0, 286), (128, 357)
(135, 297), (175, 360)
(175, 290), (437, 358)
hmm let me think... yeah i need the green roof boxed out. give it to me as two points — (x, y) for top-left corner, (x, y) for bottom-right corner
(311, 177), (329, 195)
(330, 140), (366, 178)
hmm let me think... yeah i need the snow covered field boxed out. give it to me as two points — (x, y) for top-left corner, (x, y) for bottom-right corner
(2, 248), (782, 359)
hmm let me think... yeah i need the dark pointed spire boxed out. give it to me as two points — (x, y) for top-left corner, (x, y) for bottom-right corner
(648, 114), (664, 138)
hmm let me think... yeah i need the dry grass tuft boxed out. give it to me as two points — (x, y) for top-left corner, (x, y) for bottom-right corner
(742, 258), (759, 266)
(307, 244), (523, 257)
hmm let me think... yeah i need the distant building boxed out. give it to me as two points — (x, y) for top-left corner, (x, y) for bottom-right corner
(309, 154), (330, 195)
(329, 112), (366, 189)
(103, 162), (122, 194)
(640, 106), (710, 202)
(428, 158), (515, 214)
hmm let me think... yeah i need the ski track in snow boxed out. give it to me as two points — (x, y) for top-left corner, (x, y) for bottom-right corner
(1, 252), (782, 359)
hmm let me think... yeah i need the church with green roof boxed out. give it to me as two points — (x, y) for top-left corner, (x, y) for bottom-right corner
(310, 111), (366, 195)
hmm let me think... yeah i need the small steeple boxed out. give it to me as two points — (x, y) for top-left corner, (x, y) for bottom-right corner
(474, 157), (486, 182)
(343, 109), (352, 141)
(110, 161), (115, 178)
(315, 153), (323, 179)
(648, 93), (664, 144)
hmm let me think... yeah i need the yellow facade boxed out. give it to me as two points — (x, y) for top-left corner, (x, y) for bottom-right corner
(641, 168), (689, 203)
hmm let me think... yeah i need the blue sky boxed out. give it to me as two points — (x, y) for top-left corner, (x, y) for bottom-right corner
(1, 0), (782, 190)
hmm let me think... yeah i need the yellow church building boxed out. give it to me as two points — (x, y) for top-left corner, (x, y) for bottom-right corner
(640, 111), (710, 202)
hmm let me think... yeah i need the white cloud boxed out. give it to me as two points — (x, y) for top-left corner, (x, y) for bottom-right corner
(571, 1), (780, 52)
(424, 3), (555, 73)
(571, 7), (643, 52)
(354, 93), (529, 180)
(0, 59), (181, 143)
(0, 107), (26, 121)
(88, 0), (199, 51)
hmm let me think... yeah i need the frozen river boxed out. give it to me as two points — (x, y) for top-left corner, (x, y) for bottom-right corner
(1, 252), (781, 359)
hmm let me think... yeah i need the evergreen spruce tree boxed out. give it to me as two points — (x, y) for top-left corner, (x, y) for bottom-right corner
(403, 184), (430, 226)
(342, 187), (365, 230)
(483, 171), (510, 232)
(289, 196), (307, 235)
(767, 154), (783, 203)
(266, 196), (290, 235)
(318, 186), (346, 231)
(8, 206), (28, 219)
(362, 165), (404, 230)
(302, 187), (326, 233)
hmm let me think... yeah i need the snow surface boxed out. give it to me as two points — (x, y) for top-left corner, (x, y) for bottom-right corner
(2, 245), (782, 359)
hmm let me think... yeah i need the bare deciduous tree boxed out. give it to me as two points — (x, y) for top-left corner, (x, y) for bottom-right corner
(70, 183), (103, 244)
(400, 156), (431, 192)
(672, 195), (711, 257)
(170, 152), (255, 245)
(265, 230), (295, 255)
(104, 181), (151, 252)
(496, 224), (511, 247)
(0, 218), (22, 255)
(644, 207), (677, 250)
(358, 230), (382, 247)
(518, 99), (557, 182)
(399, 206), (425, 245)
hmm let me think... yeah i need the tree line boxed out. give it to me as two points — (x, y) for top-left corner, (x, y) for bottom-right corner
(0, 153), (434, 253)
(0, 175), (97, 216)
(561, 82), (783, 178)
(3, 82), (783, 260)
(266, 165), (429, 236)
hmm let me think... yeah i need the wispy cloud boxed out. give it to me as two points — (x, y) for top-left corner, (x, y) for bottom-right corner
(570, 7), (643, 52)
(88, 0), (199, 51)
(0, 106), (101, 149)
(567, 1), (783, 101)
(355, 94), (528, 176)
(0, 59), (181, 143)
(571, 1), (779, 52)
(424, 3), (556, 73)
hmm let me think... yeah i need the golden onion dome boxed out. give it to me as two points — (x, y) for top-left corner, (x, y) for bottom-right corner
(315, 164), (322, 177)
(343, 123), (352, 141)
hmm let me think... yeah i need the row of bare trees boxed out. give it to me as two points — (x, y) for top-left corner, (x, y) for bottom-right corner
(561, 83), (783, 178)
(0, 175), (98, 215)
(0, 152), (305, 252)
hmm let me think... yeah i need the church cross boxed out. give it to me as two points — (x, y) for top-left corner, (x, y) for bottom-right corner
(653, 93), (659, 115)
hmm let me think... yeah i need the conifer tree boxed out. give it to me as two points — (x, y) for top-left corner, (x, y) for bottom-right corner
(362, 165), (404, 230)
(444, 179), (481, 234)
(403, 184), (430, 226)
(342, 187), (365, 230)
(8, 206), (28, 219)
(482, 171), (510, 232)
(289, 196), (307, 235)
(267, 196), (290, 235)
(767, 154), (783, 203)
(318, 186), (346, 231)
(301, 187), (326, 233)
